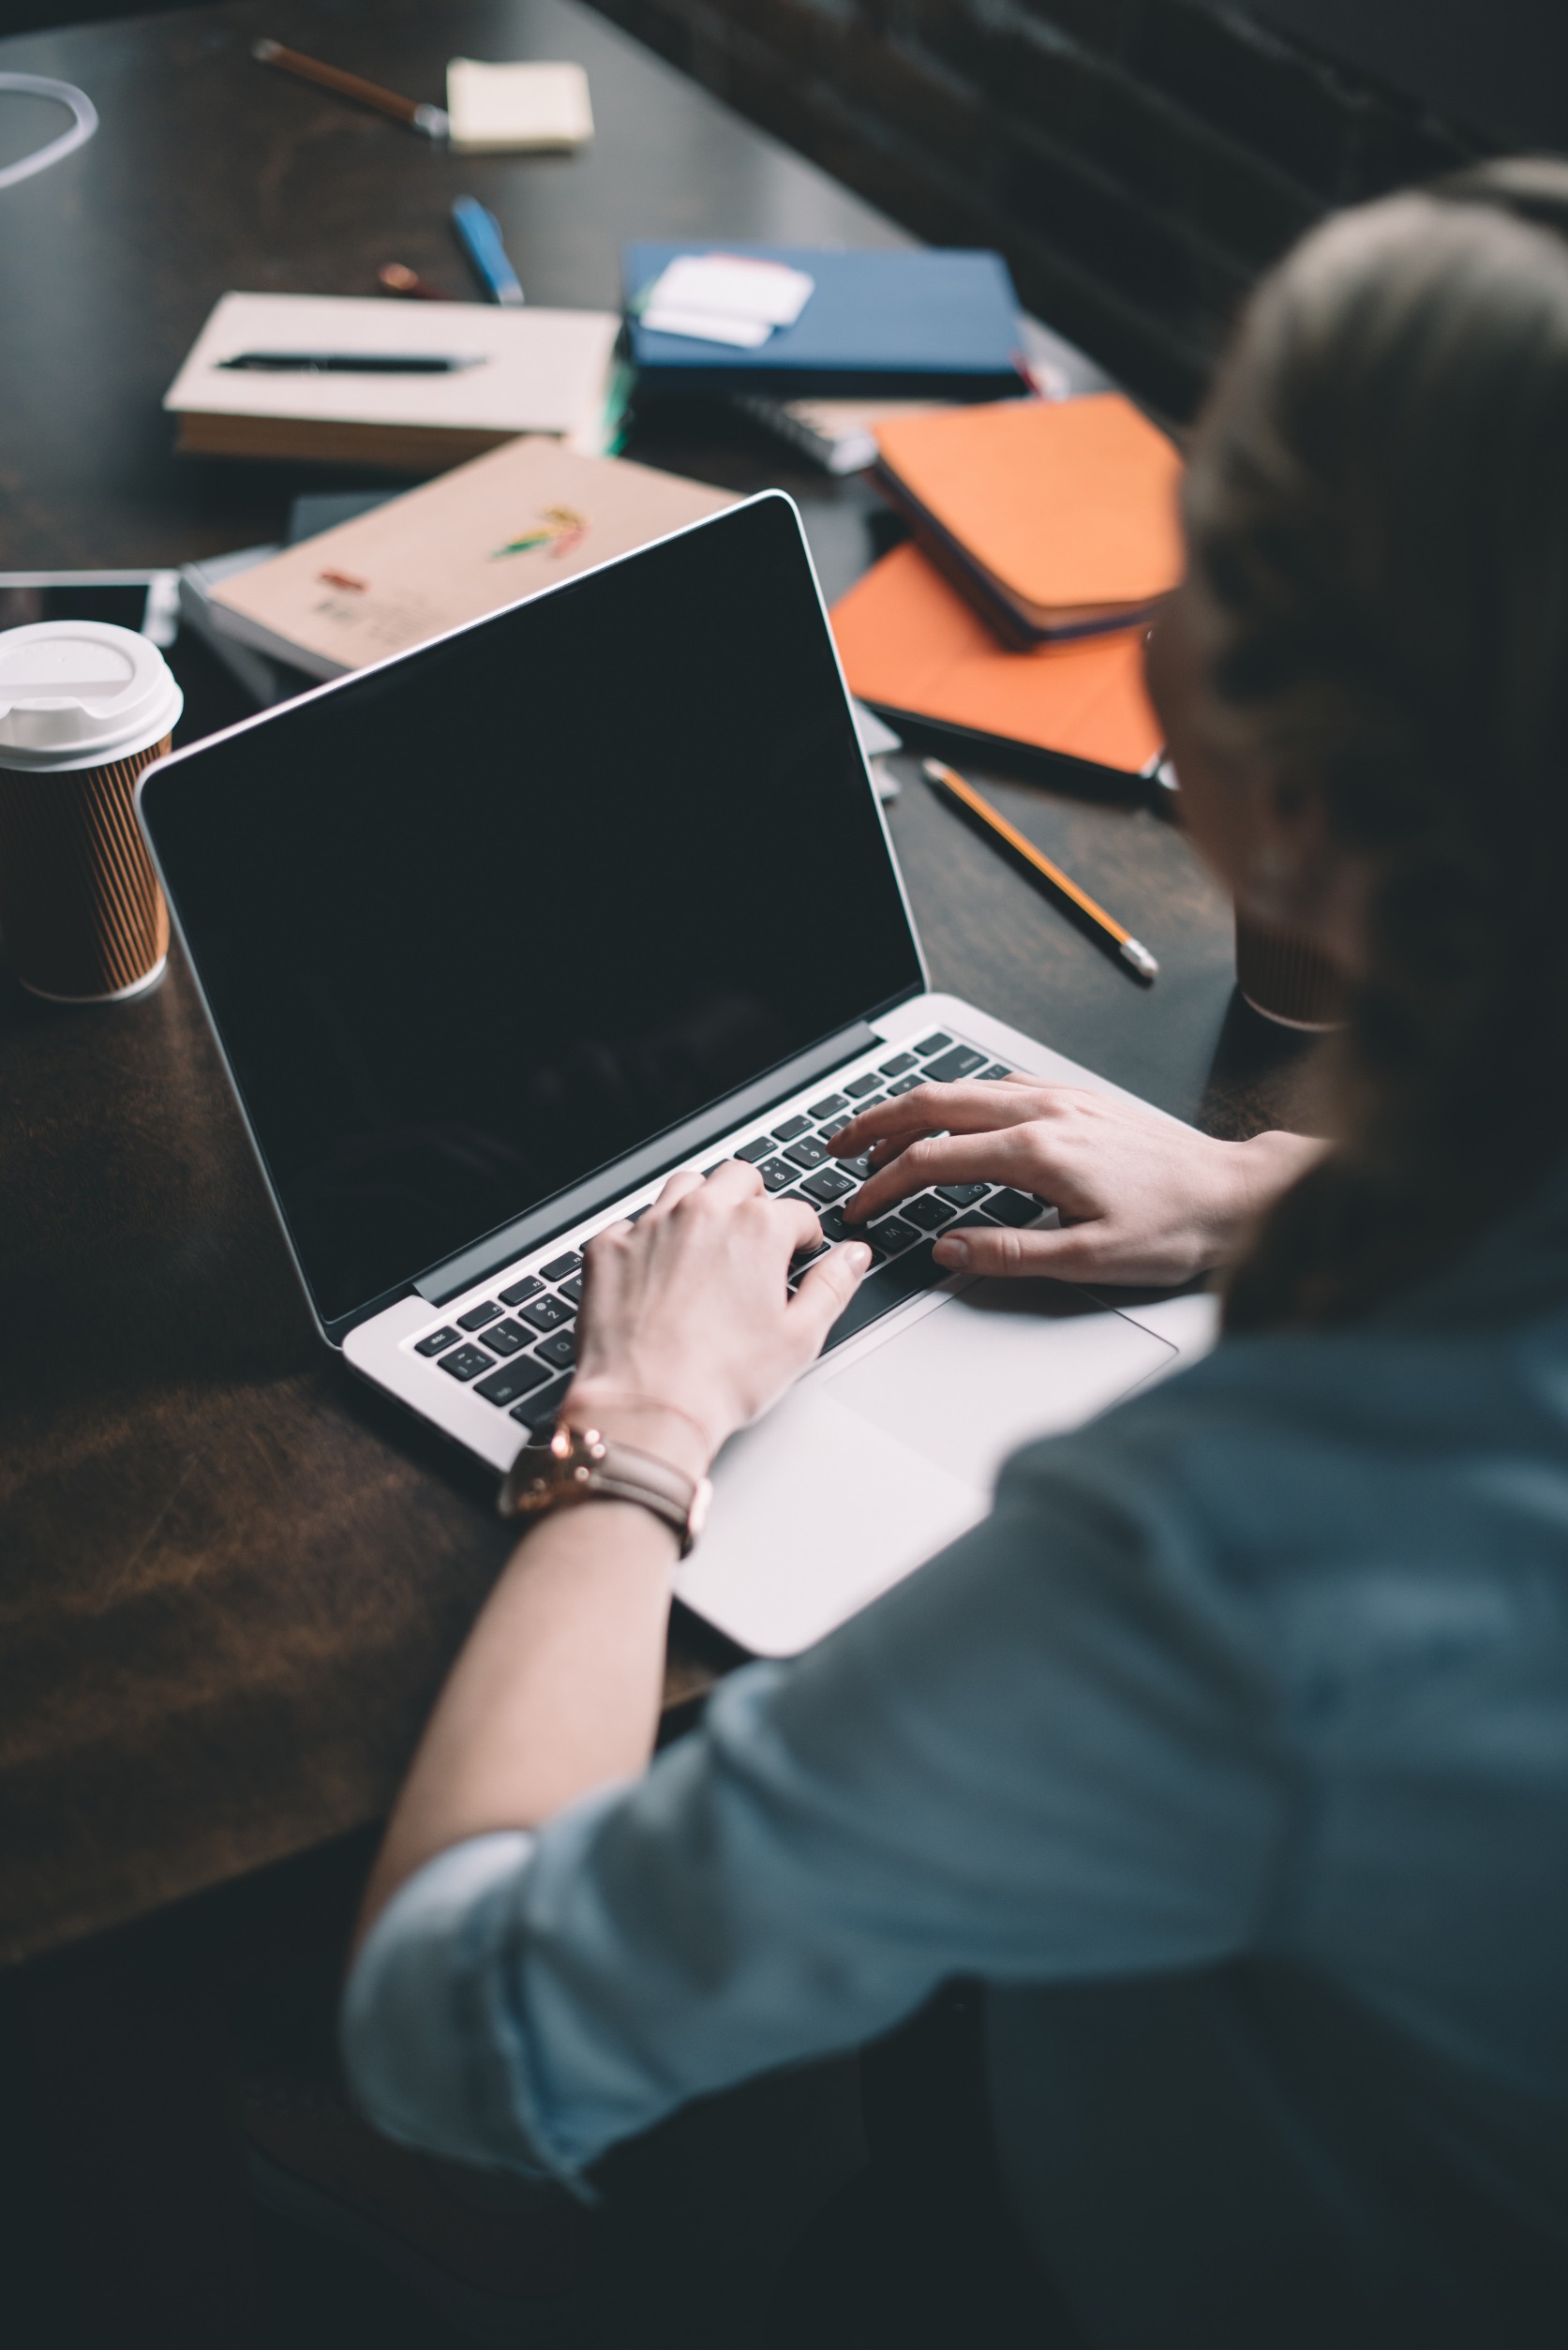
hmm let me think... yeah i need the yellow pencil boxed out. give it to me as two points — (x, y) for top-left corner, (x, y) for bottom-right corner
(921, 757), (1158, 981)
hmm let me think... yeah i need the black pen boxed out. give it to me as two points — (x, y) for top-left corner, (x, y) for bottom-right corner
(216, 352), (486, 374)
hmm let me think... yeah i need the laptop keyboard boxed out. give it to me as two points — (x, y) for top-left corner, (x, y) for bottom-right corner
(408, 1027), (1040, 1437)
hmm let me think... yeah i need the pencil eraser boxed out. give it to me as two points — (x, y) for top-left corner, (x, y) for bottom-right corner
(445, 59), (593, 152)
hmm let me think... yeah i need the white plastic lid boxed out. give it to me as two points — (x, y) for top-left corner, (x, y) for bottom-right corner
(0, 620), (183, 771)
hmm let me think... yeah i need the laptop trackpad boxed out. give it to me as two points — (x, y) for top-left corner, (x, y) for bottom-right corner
(824, 1277), (1178, 1494)
(679, 1280), (1179, 1656)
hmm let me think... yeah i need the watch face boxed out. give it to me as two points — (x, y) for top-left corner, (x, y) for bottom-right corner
(501, 1426), (704, 1551)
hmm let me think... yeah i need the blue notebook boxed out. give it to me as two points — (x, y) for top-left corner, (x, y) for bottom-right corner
(622, 245), (1024, 397)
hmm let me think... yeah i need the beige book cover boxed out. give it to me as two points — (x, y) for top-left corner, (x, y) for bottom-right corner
(209, 439), (736, 679)
(164, 293), (620, 469)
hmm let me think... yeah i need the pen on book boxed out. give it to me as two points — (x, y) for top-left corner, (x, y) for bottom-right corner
(251, 38), (449, 139)
(452, 197), (525, 307)
(216, 352), (486, 374)
(921, 758), (1158, 981)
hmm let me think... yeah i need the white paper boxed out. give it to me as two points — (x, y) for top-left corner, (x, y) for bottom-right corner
(640, 306), (775, 349)
(640, 253), (814, 348)
(446, 59), (593, 151)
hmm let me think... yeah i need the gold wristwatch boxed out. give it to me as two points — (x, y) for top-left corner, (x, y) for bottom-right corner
(498, 1421), (712, 1557)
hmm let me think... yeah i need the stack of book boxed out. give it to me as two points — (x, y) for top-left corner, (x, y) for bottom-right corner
(829, 393), (1181, 785)
(164, 292), (625, 472)
(177, 437), (734, 687)
(621, 244), (1028, 400)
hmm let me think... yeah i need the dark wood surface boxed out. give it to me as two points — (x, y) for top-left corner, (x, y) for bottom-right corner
(0, 0), (1313, 1972)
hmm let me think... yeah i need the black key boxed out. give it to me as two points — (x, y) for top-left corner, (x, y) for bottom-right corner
(702, 1162), (725, 1176)
(935, 1183), (990, 1207)
(980, 1063), (1014, 1081)
(772, 1114), (813, 1143)
(887, 1073), (927, 1098)
(509, 1371), (573, 1432)
(784, 1135), (829, 1169)
(817, 1115), (853, 1142)
(801, 1165), (856, 1205)
(626, 1204), (651, 1222)
(758, 1158), (798, 1192)
(816, 1205), (848, 1243)
(536, 1328), (577, 1371)
(839, 1151), (873, 1178)
(520, 1293), (573, 1333)
(844, 1071), (881, 1099)
(865, 1213), (921, 1255)
(475, 1355), (551, 1407)
(413, 1326), (459, 1357)
(791, 1233), (830, 1266)
(902, 1192), (956, 1232)
(439, 1344), (494, 1382)
(988, 1189), (1045, 1227)
(498, 1273), (544, 1309)
(540, 1250), (581, 1282)
(854, 1093), (887, 1113)
(922, 1044), (988, 1084)
(944, 1208), (1000, 1232)
(736, 1136), (775, 1163)
(808, 1091), (847, 1118)
(915, 1031), (952, 1055)
(456, 1299), (502, 1332)
(824, 1239), (943, 1353)
(482, 1318), (529, 1356)
(878, 1052), (917, 1077)
(559, 1275), (583, 1306)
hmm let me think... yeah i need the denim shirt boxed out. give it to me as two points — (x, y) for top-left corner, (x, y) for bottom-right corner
(343, 1170), (1568, 2347)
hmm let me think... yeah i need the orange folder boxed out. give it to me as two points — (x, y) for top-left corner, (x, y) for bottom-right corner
(830, 539), (1163, 776)
(874, 392), (1183, 645)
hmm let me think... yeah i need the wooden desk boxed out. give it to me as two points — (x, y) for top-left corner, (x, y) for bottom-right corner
(0, 0), (1313, 2333)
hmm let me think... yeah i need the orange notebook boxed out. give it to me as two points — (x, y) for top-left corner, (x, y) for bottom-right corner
(830, 539), (1162, 777)
(873, 393), (1183, 648)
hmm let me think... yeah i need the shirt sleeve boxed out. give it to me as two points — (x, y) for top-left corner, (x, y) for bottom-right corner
(342, 1424), (1290, 2181)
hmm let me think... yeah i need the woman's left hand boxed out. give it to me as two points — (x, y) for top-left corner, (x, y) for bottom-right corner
(835, 1080), (1323, 1287)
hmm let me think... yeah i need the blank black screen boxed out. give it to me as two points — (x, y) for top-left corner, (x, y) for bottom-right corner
(142, 497), (922, 1325)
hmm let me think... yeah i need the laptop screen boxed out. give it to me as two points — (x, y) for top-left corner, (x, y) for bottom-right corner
(141, 495), (923, 1327)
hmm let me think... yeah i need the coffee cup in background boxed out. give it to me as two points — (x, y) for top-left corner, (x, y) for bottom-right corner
(1234, 910), (1347, 1031)
(0, 621), (183, 1003)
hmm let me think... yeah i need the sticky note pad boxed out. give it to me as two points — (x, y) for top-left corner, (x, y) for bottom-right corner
(446, 59), (594, 152)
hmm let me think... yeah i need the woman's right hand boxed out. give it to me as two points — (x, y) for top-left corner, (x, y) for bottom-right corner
(565, 1161), (873, 1475)
(837, 1080), (1325, 1288)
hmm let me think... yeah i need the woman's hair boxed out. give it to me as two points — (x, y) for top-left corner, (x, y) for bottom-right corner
(1183, 159), (1568, 1332)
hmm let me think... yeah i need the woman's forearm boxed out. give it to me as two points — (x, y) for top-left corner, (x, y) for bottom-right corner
(355, 1495), (679, 1951)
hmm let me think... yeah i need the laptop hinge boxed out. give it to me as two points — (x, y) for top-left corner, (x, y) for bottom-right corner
(415, 1019), (885, 1307)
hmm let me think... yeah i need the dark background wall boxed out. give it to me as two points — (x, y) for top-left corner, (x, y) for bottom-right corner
(590, 0), (1509, 411)
(1247, 2), (1568, 153)
(8, 1), (1561, 411)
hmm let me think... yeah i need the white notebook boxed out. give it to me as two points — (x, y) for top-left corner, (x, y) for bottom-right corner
(163, 292), (620, 470)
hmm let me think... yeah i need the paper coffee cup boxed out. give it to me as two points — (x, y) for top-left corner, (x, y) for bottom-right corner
(1234, 911), (1346, 1031)
(0, 620), (183, 1003)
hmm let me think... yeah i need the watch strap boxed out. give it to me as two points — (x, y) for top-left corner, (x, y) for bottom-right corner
(498, 1421), (711, 1557)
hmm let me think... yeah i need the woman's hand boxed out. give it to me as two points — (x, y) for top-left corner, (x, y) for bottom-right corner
(566, 1161), (873, 1474)
(837, 1081), (1324, 1288)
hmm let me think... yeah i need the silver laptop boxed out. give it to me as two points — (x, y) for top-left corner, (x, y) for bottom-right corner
(138, 495), (1213, 1656)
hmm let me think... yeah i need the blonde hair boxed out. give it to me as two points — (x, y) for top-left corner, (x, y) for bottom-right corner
(1184, 161), (1568, 1330)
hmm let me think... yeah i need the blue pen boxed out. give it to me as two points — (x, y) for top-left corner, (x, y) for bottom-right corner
(451, 197), (525, 307)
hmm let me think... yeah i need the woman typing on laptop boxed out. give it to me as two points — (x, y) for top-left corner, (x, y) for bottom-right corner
(344, 161), (1568, 2344)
